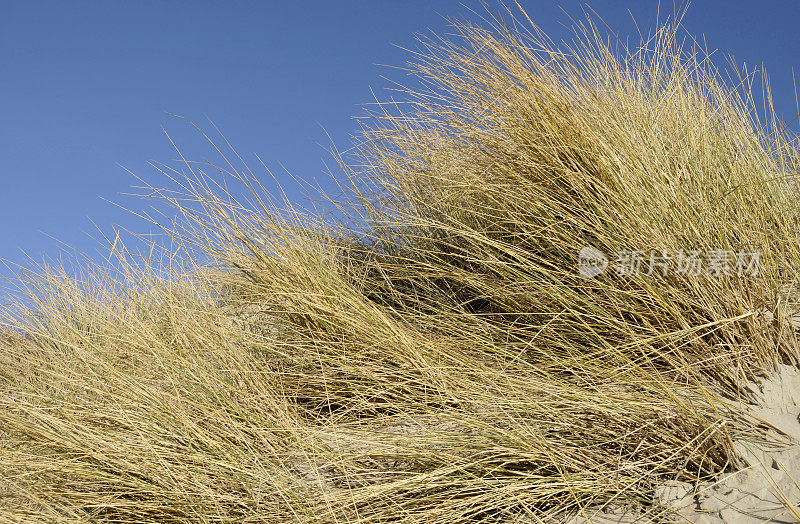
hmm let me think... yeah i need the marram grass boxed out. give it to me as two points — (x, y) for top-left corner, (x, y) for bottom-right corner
(2, 6), (800, 523)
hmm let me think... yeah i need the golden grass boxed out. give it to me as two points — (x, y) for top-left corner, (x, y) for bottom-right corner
(2, 5), (800, 522)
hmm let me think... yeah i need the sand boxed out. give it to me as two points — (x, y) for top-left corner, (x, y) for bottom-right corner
(560, 364), (800, 523)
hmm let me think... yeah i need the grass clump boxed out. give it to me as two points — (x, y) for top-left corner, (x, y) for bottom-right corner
(2, 6), (800, 522)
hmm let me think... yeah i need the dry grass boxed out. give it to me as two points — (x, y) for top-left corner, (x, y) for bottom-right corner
(2, 5), (800, 522)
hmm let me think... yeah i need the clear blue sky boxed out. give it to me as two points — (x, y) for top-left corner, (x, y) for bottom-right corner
(2, 1), (800, 281)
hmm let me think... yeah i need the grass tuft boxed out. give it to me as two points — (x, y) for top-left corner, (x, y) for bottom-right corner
(3, 5), (800, 522)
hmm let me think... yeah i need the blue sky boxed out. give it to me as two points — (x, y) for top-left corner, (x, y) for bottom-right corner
(2, 1), (800, 282)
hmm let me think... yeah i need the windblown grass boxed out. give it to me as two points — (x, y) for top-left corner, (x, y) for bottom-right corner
(3, 5), (800, 522)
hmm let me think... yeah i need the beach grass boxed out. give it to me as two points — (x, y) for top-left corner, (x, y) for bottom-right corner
(2, 5), (800, 522)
